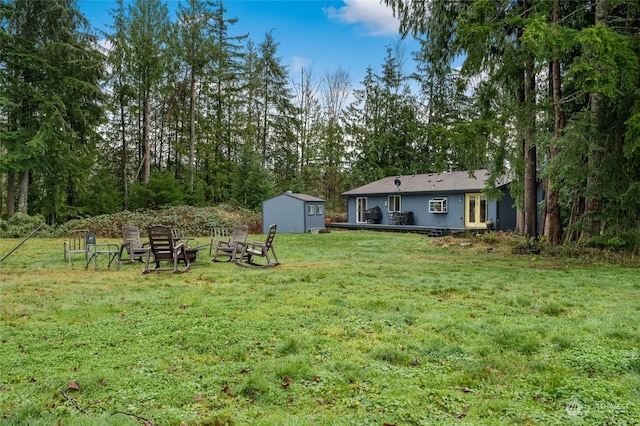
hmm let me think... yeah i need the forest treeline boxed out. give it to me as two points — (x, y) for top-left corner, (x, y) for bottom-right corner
(1, 0), (639, 247)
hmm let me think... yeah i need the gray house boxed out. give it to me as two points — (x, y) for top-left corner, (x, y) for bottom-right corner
(262, 192), (326, 234)
(341, 169), (517, 232)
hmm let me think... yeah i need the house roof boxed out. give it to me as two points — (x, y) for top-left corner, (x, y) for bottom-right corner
(342, 169), (509, 196)
(270, 192), (325, 202)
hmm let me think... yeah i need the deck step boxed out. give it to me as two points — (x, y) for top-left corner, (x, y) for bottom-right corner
(428, 229), (446, 237)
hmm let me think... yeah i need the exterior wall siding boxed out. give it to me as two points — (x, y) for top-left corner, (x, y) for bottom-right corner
(496, 188), (517, 231)
(304, 202), (326, 231)
(346, 191), (514, 230)
(263, 194), (325, 233)
(263, 196), (303, 233)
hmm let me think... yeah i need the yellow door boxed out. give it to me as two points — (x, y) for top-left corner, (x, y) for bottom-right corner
(356, 197), (367, 223)
(465, 193), (487, 228)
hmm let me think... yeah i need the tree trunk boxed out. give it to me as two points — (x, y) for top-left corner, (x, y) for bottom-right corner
(565, 196), (585, 243)
(189, 66), (196, 192)
(143, 88), (151, 184)
(523, 55), (537, 237)
(120, 91), (129, 211)
(18, 171), (28, 214)
(543, 0), (564, 245)
(7, 172), (15, 217)
(580, 0), (608, 242)
(515, 35), (526, 236)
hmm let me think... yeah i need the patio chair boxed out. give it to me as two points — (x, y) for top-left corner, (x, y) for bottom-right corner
(170, 227), (210, 262)
(209, 226), (231, 255)
(85, 232), (120, 270)
(212, 225), (248, 262)
(63, 229), (90, 264)
(143, 225), (191, 273)
(236, 224), (280, 268)
(119, 225), (151, 264)
(172, 227), (198, 246)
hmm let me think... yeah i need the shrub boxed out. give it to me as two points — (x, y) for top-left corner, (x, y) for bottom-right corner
(0, 213), (51, 238)
(53, 205), (261, 237)
(588, 231), (640, 252)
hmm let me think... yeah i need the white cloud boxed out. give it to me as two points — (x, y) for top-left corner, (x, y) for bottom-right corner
(324, 0), (400, 36)
(290, 55), (312, 73)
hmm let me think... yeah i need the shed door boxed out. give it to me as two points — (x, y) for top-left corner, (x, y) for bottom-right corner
(356, 197), (367, 223)
(465, 193), (487, 228)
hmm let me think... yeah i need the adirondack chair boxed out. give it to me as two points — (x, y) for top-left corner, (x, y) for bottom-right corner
(212, 225), (248, 262)
(143, 225), (190, 273)
(172, 227), (198, 246)
(170, 227), (209, 262)
(209, 226), (231, 255)
(236, 224), (281, 268)
(63, 229), (90, 264)
(119, 225), (151, 264)
(85, 232), (120, 270)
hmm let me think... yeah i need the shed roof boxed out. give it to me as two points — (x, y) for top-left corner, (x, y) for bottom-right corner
(267, 192), (325, 202)
(342, 169), (509, 196)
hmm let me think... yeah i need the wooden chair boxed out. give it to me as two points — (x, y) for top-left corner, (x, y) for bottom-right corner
(236, 224), (281, 268)
(85, 232), (120, 270)
(63, 229), (90, 264)
(209, 226), (231, 255)
(212, 225), (248, 262)
(119, 225), (151, 264)
(143, 225), (190, 273)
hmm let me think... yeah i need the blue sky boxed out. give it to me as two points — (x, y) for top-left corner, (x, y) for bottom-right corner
(79, 0), (421, 87)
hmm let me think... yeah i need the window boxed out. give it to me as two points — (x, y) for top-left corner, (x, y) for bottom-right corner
(316, 204), (323, 215)
(429, 197), (448, 213)
(307, 204), (315, 215)
(388, 195), (401, 212)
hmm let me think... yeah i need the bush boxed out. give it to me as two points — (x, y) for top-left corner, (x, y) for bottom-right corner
(53, 205), (261, 238)
(587, 231), (640, 252)
(0, 213), (51, 238)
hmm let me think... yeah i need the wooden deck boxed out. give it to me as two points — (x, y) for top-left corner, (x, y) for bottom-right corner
(325, 222), (468, 237)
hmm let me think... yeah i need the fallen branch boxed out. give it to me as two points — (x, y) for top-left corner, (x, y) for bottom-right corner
(0, 223), (45, 263)
(60, 389), (87, 414)
(112, 410), (156, 426)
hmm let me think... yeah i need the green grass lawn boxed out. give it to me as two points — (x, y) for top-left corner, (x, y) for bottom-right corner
(1, 231), (639, 425)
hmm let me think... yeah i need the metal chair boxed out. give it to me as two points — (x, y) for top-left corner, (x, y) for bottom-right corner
(63, 229), (90, 264)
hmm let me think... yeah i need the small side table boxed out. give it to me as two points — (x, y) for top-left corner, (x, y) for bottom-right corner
(86, 243), (121, 270)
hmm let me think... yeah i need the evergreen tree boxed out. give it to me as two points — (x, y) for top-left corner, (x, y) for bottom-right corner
(318, 68), (351, 207)
(345, 47), (421, 185)
(0, 0), (105, 223)
(123, 0), (170, 184)
(385, 0), (640, 245)
(255, 31), (297, 191)
(104, 0), (134, 210)
(205, 0), (246, 202)
(231, 144), (275, 210)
